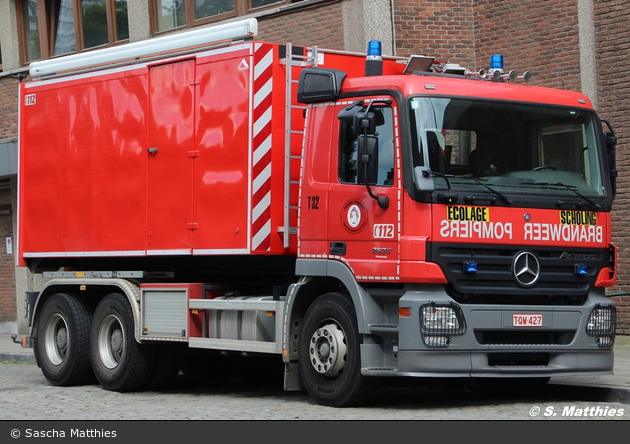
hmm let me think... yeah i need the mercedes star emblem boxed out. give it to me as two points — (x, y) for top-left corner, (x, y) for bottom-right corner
(512, 251), (540, 287)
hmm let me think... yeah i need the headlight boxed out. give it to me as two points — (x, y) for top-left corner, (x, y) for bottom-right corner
(420, 303), (466, 347)
(586, 304), (616, 347)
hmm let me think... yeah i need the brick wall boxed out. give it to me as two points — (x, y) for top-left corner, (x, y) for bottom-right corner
(257, 2), (345, 49)
(595, 0), (630, 334)
(473, 0), (581, 91)
(393, 1), (581, 89)
(0, 75), (19, 325)
(0, 211), (16, 323)
(393, 0), (475, 66)
(0, 76), (20, 139)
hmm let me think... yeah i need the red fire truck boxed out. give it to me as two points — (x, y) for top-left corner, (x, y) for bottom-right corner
(16, 18), (618, 407)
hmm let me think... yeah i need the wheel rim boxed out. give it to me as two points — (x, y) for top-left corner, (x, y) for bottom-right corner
(308, 322), (348, 377)
(44, 313), (68, 366)
(97, 314), (125, 370)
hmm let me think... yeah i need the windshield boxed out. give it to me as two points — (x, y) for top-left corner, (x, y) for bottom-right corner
(409, 97), (607, 200)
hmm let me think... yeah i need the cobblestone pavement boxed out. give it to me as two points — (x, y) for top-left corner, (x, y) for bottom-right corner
(0, 363), (628, 421)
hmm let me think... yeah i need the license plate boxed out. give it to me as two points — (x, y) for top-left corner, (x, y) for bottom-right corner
(512, 313), (543, 327)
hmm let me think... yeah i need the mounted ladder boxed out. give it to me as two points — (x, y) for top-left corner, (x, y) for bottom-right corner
(278, 43), (319, 248)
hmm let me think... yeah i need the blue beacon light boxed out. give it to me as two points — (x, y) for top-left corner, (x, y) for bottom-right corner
(367, 40), (382, 58)
(489, 53), (504, 74)
(365, 40), (383, 76)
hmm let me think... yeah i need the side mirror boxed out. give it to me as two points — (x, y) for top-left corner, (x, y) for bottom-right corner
(606, 135), (618, 198)
(602, 119), (617, 198)
(337, 100), (364, 121)
(357, 135), (389, 209)
(353, 110), (377, 135)
(357, 136), (379, 185)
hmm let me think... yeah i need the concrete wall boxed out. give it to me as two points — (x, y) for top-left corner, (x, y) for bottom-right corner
(0, 0), (21, 71)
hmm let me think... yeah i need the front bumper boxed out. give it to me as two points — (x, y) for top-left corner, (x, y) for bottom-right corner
(394, 287), (615, 378)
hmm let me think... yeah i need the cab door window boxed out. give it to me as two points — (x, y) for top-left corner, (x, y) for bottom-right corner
(339, 106), (394, 186)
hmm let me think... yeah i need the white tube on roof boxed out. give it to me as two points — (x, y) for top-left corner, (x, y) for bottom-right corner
(29, 18), (258, 77)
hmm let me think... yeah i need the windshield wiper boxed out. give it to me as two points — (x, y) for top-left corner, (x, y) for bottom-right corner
(534, 182), (601, 210)
(422, 170), (513, 205)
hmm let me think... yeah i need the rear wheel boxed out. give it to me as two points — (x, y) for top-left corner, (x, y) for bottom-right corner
(90, 293), (155, 391)
(33, 293), (95, 386)
(298, 293), (378, 407)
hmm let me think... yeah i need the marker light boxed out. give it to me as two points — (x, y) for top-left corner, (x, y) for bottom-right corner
(464, 261), (478, 273)
(489, 53), (504, 74)
(575, 264), (589, 276)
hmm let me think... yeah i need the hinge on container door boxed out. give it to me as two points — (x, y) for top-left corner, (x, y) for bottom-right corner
(187, 223), (198, 230)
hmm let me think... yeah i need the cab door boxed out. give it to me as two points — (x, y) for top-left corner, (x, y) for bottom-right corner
(327, 98), (401, 280)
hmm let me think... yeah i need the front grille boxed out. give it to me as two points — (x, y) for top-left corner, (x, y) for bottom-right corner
(430, 244), (608, 302)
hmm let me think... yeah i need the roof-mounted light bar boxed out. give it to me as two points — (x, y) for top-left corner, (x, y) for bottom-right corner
(29, 18), (258, 77)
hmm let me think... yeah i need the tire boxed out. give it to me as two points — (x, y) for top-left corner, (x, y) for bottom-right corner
(33, 293), (95, 386)
(298, 293), (379, 407)
(90, 293), (155, 392)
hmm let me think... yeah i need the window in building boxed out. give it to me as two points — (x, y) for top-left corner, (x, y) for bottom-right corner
(18, 0), (130, 63)
(152, 0), (288, 33)
(20, 0), (41, 62)
(0, 181), (11, 211)
(53, 0), (76, 55)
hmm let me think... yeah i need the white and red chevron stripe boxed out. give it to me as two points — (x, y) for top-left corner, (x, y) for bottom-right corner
(251, 43), (274, 251)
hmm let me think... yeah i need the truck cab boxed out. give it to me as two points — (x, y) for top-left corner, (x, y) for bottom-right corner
(293, 56), (617, 403)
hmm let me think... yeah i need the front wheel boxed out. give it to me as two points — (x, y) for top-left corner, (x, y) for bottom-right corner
(90, 294), (155, 391)
(33, 293), (95, 386)
(298, 293), (378, 407)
